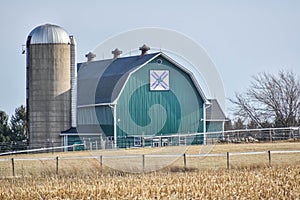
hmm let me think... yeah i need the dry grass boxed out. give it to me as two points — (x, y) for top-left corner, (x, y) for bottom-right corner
(0, 165), (299, 199)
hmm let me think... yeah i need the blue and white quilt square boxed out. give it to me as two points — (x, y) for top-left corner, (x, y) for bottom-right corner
(150, 70), (170, 91)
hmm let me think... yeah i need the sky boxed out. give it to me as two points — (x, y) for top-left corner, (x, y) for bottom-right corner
(0, 0), (299, 118)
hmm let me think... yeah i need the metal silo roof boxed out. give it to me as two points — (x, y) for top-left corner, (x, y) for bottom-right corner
(28, 24), (70, 44)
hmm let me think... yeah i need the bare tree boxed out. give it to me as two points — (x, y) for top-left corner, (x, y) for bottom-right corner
(230, 70), (300, 128)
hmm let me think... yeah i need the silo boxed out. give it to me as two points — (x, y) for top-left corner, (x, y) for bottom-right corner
(26, 24), (74, 149)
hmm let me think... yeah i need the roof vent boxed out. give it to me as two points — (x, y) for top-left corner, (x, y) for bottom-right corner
(112, 48), (122, 59)
(139, 44), (150, 56)
(85, 52), (96, 62)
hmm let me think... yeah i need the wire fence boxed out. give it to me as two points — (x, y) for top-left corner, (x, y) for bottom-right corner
(222, 127), (300, 143)
(1, 148), (300, 176)
(1, 127), (299, 153)
(86, 126), (300, 149)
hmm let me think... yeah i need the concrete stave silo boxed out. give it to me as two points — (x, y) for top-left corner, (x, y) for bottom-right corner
(26, 24), (74, 148)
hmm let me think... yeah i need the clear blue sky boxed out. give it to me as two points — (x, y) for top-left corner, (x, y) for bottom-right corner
(0, 0), (299, 117)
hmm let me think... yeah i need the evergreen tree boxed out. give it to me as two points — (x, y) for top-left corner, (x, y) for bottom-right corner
(0, 111), (11, 142)
(10, 105), (27, 142)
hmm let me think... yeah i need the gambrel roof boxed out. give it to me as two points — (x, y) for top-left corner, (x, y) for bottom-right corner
(77, 52), (209, 107)
(206, 99), (226, 121)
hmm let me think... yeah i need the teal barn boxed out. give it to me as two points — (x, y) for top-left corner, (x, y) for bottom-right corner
(61, 46), (226, 149)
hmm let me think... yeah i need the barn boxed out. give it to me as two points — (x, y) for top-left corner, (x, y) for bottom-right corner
(61, 46), (226, 149)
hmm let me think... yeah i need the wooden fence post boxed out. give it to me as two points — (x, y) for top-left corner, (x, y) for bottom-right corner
(183, 153), (187, 169)
(268, 150), (271, 166)
(11, 158), (15, 177)
(99, 155), (103, 172)
(227, 152), (230, 169)
(56, 157), (59, 176)
(142, 154), (145, 173)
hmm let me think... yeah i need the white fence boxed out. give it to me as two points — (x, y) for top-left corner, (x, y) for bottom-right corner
(0, 127), (299, 153)
(1, 149), (300, 176)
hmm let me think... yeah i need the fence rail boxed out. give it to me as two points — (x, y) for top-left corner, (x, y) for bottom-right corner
(0, 127), (299, 153)
(1, 149), (299, 176)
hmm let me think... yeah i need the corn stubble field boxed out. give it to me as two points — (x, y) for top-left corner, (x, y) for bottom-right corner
(1, 142), (300, 199)
(1, 165), (300, 199)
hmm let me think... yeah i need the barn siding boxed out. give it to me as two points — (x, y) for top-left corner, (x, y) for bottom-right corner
(116, 56), (204, 139)
(206, 121), (223, 132)
(77, 106), (114, 136)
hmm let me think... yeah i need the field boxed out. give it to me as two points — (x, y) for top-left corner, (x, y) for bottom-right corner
(0, 142), (300, 199)
(0, 165), (299, 199)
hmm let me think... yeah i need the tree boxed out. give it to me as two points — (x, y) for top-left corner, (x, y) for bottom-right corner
(230, 70), (300, 128)
(233, 118), (245, 130)
(0, 111), (11, 142)
(246, 119), (257, 129)
(10, 105), (27, 142)
(224, 119), (233, 131)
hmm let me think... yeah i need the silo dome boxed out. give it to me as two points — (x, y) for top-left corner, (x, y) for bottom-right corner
(28, 24), (70, 44)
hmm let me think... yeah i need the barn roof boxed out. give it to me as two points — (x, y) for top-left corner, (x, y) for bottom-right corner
(77, 53), (160, 106)
(206, 99), (226, 121)
(61, 125), (104, 135)
(77, 52), (208, 107)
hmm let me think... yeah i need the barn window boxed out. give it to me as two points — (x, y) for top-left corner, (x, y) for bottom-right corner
(157, 59), (162, 64)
